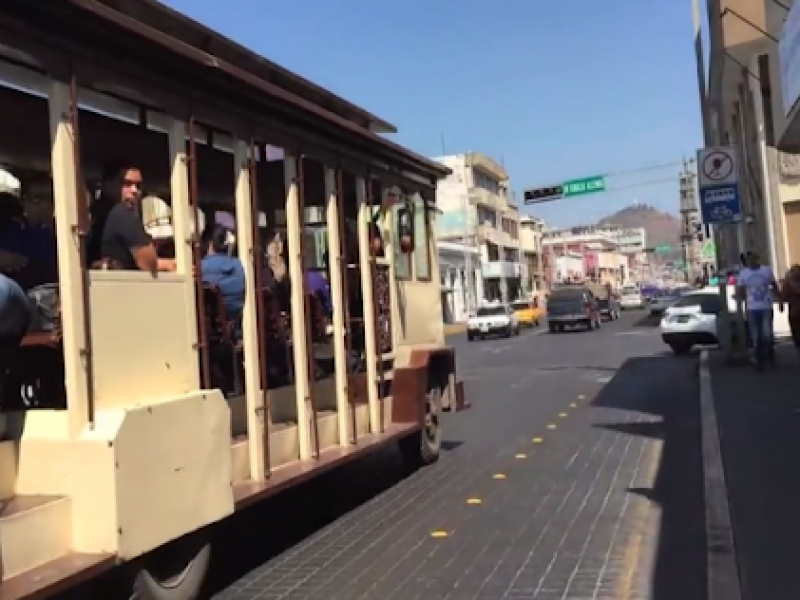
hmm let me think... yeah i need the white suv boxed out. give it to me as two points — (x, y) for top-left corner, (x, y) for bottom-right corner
(659, 290), (722, 354)
(620, 285), (645, 310)
(467, 304), (520, 341)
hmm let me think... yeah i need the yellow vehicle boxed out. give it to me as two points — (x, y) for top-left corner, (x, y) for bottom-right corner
(0, 2), (467, 599)
(511, 297), (544, 327)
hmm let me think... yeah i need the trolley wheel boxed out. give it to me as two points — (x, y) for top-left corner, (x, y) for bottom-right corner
(400, 384), (443, 469)
(130, 538), (211, 600)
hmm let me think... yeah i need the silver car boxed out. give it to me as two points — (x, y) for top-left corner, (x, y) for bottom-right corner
(649, 292), (681, 316)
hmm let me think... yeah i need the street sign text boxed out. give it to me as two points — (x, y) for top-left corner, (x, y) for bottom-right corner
(699, 184), (742, 225)
(563, 176), (606, 197)
(696, 146), (742, 226)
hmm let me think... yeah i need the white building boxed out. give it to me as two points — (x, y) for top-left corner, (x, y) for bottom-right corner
(614, 227), (647, 254)
(541, 226), (631, 287)
(433, 152), (522, 302)
(437, 241), (481, 323)
(519, 215), (545, 293)
(705, 0), (800, 273)
(553, 252), (586, 282)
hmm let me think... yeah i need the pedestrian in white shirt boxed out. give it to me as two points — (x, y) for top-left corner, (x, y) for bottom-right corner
(737, 252), (778, 370)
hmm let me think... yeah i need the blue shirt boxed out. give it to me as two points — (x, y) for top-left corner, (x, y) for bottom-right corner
(0, 273), (32, 338)
(306, 270), (331, 313)
(0, 222), (57, 287)
(202, 254), (246, 341)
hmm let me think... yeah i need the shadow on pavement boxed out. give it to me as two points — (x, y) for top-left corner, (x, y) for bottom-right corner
(595, 420), (664, 439)
(591, 355), (707, 600)
(710, 346), (800, 599)
(61, 440), (465, 600)
(631, 312), (661, 328)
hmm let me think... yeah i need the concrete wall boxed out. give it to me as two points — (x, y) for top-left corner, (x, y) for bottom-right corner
(707, 0), (800, 273)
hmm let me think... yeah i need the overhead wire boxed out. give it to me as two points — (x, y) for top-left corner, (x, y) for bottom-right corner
(602, 160), (687, 179)
(604, 176), (680, 193)
(529, 158), (693, 192)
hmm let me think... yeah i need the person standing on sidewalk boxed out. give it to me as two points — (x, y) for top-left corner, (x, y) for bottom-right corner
(737, 252), (779, 370)
(779, 265), (800, 356)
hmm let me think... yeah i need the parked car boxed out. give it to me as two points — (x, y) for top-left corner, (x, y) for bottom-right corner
(467, 304), (520, 340)
(649, 290), (681, 316)
(659, 289), (724, 354)
(546, 286), (602, 332)
(510, 298), (544, 327)
(586, 283), (620, 321)
(620, 285), (646, 310)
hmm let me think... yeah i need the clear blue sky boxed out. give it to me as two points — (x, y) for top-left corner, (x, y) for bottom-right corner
(163, 0), (704, 228)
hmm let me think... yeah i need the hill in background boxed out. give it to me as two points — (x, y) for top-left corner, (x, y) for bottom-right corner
(596, 203), (681, 252)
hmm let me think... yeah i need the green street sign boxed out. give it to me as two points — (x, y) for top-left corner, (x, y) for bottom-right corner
(701, 240), (716, 259)
(562, 176), (605, 197)
(654, 244), (672, 254)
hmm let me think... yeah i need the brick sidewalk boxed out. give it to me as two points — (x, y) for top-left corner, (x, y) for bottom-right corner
(709, 344), (800, 600)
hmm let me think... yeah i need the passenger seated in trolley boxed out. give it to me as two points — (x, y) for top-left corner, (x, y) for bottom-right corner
(200, 223), (245, 343)
(96, 163), (177, 272)
(0, 176), (60, 409)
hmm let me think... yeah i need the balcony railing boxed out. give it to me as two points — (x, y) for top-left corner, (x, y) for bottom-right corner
(476, 224), (515, 248)
(468, 187), (503, 210)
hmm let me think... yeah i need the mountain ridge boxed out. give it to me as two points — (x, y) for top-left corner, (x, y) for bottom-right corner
(596, 203), (681, 249)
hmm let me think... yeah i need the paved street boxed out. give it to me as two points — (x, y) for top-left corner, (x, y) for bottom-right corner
(207, 312), (707, 600)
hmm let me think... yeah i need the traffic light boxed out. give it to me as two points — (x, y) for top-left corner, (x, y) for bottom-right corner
(523, 185), (564, 204)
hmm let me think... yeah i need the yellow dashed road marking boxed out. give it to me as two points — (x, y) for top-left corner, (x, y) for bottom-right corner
(614, 440), (662, 599)
(492, 473), (507, 480)
(466, 497), (482, 505)
(430, 530), (449, 538)
(533, 437), (543, 443)
(547, 424), (556, 430)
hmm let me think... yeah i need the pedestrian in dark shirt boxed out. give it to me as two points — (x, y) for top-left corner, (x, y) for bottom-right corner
(99, 165), (176, 272)
(780, 265), (800, 359)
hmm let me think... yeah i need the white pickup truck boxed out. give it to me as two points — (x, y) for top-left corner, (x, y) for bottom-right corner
(467, 304), (520, 341)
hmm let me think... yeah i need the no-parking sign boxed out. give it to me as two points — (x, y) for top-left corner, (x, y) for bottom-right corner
(696, 146), (742, 225)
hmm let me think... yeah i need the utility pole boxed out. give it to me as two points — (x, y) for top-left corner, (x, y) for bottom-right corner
(460, 191), (477, 314)
(679, 158), (699, 284)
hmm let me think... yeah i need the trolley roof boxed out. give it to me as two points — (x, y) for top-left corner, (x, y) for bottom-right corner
(4, 0), (451, 183)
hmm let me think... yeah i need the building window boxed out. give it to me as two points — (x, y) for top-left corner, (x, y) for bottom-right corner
(502, 247), (519, 262)
(758, 54), (775, 147)
(477, 206), (497, 227)
(413, 195), (432, 281)
(486, 242), (500, 262)
(473, 171), (500, 195)
(501, 218), (519, 239)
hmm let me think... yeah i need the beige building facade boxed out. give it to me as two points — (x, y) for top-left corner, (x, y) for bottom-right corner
(519, 216), (545, 292)
(433, 152), (524, 301)
(703, 0), (800, 274)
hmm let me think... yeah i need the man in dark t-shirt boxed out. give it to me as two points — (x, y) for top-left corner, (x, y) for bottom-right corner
(101, 201), (154, 270)
(99, 167), (176, 272)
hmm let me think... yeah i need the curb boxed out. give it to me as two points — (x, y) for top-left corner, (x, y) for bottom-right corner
(443, 323), (467, 335)
(699, 350), (742, 600)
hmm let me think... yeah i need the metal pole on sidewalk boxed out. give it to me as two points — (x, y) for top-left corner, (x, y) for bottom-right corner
(692, 0), (747, 364)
